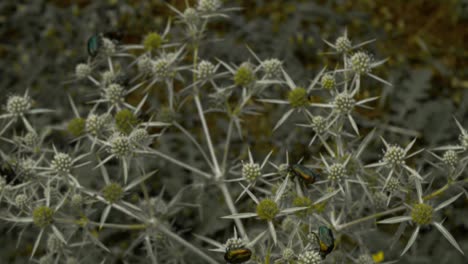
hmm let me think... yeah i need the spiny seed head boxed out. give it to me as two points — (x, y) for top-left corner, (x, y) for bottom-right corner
(234, 62), (256, 87)
(333, 93), (355, 114)
(321, 73), (336, 89)
(256, 198), (279, 221)
(197, 0), (222, 12)
(110, 135), (133, 158)
(75, 63), (91, 79)
(51, 153), (72, 175)
(67, 117), (86, 137)
(15, 194), (28, 208)
(242, 162), (262, 182)
(297, 250), (322, 264)
(383, 145), (405, 166)
(101, 37), (116, 55)
(7, 95), (31, 115)
(115, 109), (138, 135)
(33, 206), (54, 228)
(102, 183), (124, 203)
(442, 150), (458, 168)
(292, 196), (312, 217)
(335, 36), (351, 53)
(86, 114), (108, 135)
(387, 177), (400, 193)
(262, 58), (282, 79)
(153, 58), (172, 79)
(137, 55), (153, 75)
(311, 116), (327, 134)
(282, 248), (295, 260)
(70, 194), (83, 208)
(373, 192), (387, 209)
(143, 32), (163, 51)
(47, 233), (63, 252)
(357, 254), (374, 264)
(24, 132), (39, 147)
(197, 60), (216, 79)
(411, 203), (433, 225)
(225, 237), (245, 250)
(328, 163), (347, 181)
(130, 128), (150, 145)
(105, 83), (125, 105)
(350, 51), (371, 74)
(288, 87), (309, 108)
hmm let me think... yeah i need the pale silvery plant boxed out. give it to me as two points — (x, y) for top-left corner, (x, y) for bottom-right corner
(0, 2), (467, 264)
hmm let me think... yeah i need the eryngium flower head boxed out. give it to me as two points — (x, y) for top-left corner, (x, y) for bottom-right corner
(110, 135), (134, 158)
(153, 58), (172, 79)
(282, 248), (295, 260)
(297, 250), (322, 264)
(333, 93), (355, 114)
(70, 194), (83, 209)
(101, 37), (116, 55)
(292, 196), (312, 217)
(356, 254), (374, 264)
(225, 237), (245, 250)
(411, 203), (433, 225)
(47, 233), (64, 252)
(7, 95), (31, 116)
(197, 60), (216, 79)
(197, 0), (222, 12)
(183, 8), (200, 24)
(262, 58), (282, 79)
(33, 206), (54, 228)
(137, 55), (153, 75)
(335, 36), (351, 53)
(51, 153), (72, 175)
(383, 145), (405, 166)
(115, 109), (139, 135)
(102, 183), (124, 203)
(350, 51), (371, 74)
(288, 87), (309, 108)
(23, 132), (39, 147)
(320, 73), (335, 89)
(242, 162), (261, 182)
(328, 163), (347, 181)
(442, 150), (458, 168)
(387, 177), (400, 193)
(256, 199), (279, 221)
(86, 114), (108, 135)
(157, 107), (178, 123)
(373, 192), (387, 209)
(458, 132), (468, 149)
(143, 32), (163, 51)
(311, 116), (327, 134)
(234, 62), (256, 87)
(75, 63), (91, 79)
(15, 194), (28, 208)
(105, 84), (125, 105)
(130, 128), (150, 145)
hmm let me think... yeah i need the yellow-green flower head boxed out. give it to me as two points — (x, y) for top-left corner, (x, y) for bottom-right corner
(288, 87), (309, 108)
(411, 203), (433, 225)
(143, 32), (163, 51)
(102, 183), (124, 203)
(442, 150), (458, 168)
(333, 93), (355, 114)
(7, 95), (31, 116)
(293, 196), (312, 217)
(75, 63), (91, 79)
(67, 117), (86, 137)
(335, 36), (351, 53)
(320, 73), (335, 89)
(157, 107), (178, 123)
(242, 162), (261, 182)
(256, 198), (279, 221)
(350, 51), (371, 75)
(51, 152), (72, 175)
(383, 145), (405, 167)
(115, 109), (139, 135)
(33, 206), (54, 228)
(234, 62), (255, 87)
(297, 250), (322, 264)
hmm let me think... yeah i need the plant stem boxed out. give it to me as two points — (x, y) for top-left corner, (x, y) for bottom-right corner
(219, 182), (248, 239)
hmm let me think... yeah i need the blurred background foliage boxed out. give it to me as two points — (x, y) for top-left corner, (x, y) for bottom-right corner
(1, 0), (468, 263)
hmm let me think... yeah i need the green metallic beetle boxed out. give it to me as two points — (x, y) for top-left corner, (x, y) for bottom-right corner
(87, 33), (101, 58)
(224, 248), (252, 264)
(317, 226), (334, 259)
(288, 164), (320, 185)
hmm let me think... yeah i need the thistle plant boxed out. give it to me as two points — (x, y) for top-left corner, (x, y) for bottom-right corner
(0, 1), (467, 264)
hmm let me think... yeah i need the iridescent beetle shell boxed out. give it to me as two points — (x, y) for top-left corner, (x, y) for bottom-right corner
(87, 34), (101, 57)
(317, 226), (334, 258)
(224, 248), (252, 264)
(289, 164), (320, 185)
